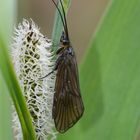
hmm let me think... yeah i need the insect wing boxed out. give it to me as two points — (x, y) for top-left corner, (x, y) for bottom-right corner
(53, 49), (84, 133)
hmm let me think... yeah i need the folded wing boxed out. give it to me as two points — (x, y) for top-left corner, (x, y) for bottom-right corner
(52, 53), (84, 133)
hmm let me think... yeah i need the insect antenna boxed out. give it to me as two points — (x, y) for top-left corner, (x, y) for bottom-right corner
(59, 0), (69, 41)
(51, 0), (69, 41)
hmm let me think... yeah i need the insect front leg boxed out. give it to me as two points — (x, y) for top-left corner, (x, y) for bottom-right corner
(39, 55), (62, 79)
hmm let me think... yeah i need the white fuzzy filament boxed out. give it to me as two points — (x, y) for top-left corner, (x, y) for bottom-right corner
(11, 19), (57, 140)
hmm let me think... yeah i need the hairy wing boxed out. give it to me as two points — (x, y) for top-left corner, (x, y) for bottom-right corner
(52, 53), (84, 133)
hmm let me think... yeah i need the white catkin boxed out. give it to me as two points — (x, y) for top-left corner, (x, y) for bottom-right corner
(11, 19), (57, 140)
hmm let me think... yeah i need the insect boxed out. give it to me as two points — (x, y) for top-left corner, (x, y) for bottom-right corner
(44, 0), (84, 133)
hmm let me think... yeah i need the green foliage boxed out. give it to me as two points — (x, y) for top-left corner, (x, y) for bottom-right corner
(0, 1), (16, 140)
(0, 74), (13, 140)
(0, 0), (36, 140)
(56, 0), (140, 140)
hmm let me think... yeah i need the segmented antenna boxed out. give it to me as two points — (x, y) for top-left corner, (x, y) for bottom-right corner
(51, 0), (70, 42)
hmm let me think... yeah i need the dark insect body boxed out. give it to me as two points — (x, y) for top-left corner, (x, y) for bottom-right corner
(49, 0), (84, 133)
(52, 33), (84, 133)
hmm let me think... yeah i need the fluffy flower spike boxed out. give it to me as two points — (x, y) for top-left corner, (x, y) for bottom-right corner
(12, 19), (57, 140)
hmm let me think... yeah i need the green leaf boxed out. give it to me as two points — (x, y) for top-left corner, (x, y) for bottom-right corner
(57, 0), (140, 140)
(0, 73), (13, 140)
(0, 0), (36, 139)
(0, 1), (15, 140)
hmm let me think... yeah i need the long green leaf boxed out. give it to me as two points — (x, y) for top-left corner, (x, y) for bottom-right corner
(0, 1), (15, 140)
(80, 0), (140, 139)
(57, 0), (140, 140)
(0, 0), (36, 139)
(0, 73), (13, 140)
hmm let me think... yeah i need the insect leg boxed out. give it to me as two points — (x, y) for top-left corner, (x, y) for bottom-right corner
(38, 58), (59, 80)
(38, 70), (54, 79)
(39, 50), (63, 80)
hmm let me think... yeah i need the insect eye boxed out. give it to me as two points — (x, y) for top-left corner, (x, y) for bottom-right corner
(62, 40), (69, 45)
(60, 32), (69, 45)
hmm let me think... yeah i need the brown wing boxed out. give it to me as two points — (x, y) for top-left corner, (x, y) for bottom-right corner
(52, 51), (84, 133)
